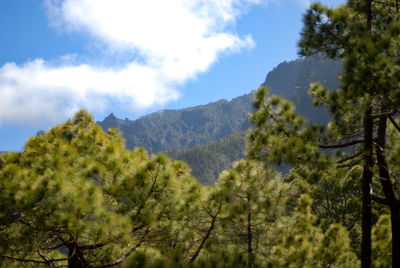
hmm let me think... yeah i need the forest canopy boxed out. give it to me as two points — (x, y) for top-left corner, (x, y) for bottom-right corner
(0, 111), (362, 267)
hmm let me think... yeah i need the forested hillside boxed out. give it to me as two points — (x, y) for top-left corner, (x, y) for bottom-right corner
(165, 131), (246, 184)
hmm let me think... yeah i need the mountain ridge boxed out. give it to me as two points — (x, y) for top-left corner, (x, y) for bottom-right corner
(97, 55), (342, 154)
(97, 92), (253, 153)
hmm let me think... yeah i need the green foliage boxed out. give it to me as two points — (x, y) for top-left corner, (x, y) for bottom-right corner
(372, 214), (392, 268)
(299, 1), (400, 267)
(247, 84), (366, 256)
(247, 86), (328, 169)
(95, 56), (342, 186)
(7, 1), (400, 265)
(288, 164), (363, 249)
(300, 1), (400, 125)
(0, 105), (366, 268)
(267, 195), (359, 267)
(0, 110), (203, 267)
(214, 160), (290, 267)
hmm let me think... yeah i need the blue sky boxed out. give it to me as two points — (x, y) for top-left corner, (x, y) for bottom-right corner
(0, 0), (345, 151)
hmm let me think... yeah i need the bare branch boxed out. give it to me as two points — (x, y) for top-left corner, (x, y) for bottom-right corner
(338, 130), (363, 141)
(147, 163), (161, 198)
(37, 249), (55, 268)
(89, 229), (149, 268)
(190, 199), (222, 263)
(337, 160), (362, 169)
(34, 237), (76, 265)
(372, 0), (397, 8)
(262, 102), (292, 138)
(337, 151), (363, 164)
(369, 110), (397, 119)
(319, 139), (364, 149)
(132, 224), (147, 233)
(0, 255), (49, 264)
(371, 193), (390, 205)
(389, 116), (400, 133)
(79, 243), (105, 250)
(199, 200), (214, 218)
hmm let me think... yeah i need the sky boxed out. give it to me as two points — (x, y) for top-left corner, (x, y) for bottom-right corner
(0, 0), (345, 151)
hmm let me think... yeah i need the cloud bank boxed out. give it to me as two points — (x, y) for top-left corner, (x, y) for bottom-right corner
(0, 0), (261, 125)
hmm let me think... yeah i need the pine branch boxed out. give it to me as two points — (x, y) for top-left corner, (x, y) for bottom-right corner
(371, 193), (389, 205)
(190, 199), (222, 263)
(78, 243), (105, 250)
(0, 255), (49, 264)
(372, 0), (397, 8)
(0, 253), (69, 265)
(319, 139), (364, 149)
(389, 116), (400, 133)
(369, 110), (397, 119)
(337, 160), (362, 169)
(89, 229), (149, 268)
(37, 249), (55, 268)
(337, 151), (363, 164)
(262, 102), (292, 138)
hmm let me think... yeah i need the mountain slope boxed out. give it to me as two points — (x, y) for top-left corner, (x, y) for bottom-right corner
(98, 94), (253, 153)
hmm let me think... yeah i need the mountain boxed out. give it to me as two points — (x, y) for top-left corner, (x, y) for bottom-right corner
(98, 94), (253, 153)
(97, 55), (342, 183)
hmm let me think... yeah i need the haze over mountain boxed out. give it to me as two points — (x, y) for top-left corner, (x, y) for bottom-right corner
(98, 56), (342, 183)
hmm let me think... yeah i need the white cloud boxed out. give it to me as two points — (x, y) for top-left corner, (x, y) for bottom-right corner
(0, 0), (261, 125)
(46, 0), (258, 80)
(0, 59), (179, 125)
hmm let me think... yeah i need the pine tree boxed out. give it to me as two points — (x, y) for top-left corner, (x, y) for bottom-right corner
(299, 1), (400, 266)
(217, 160), (290, 267)
(0, 110), (204, 268)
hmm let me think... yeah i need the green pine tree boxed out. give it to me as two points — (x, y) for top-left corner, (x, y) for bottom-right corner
(299, 1), (400, 266)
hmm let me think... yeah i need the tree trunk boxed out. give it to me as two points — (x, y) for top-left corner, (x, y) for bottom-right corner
(376, 115), (400, 267)
(247, 201), (253, 268)
(391, 213), (400, 267)
(361, 106), (373, 268)
(67, 245), (88, 268)
(361, 2), (373, 267)
(190, 215), (217, 263)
